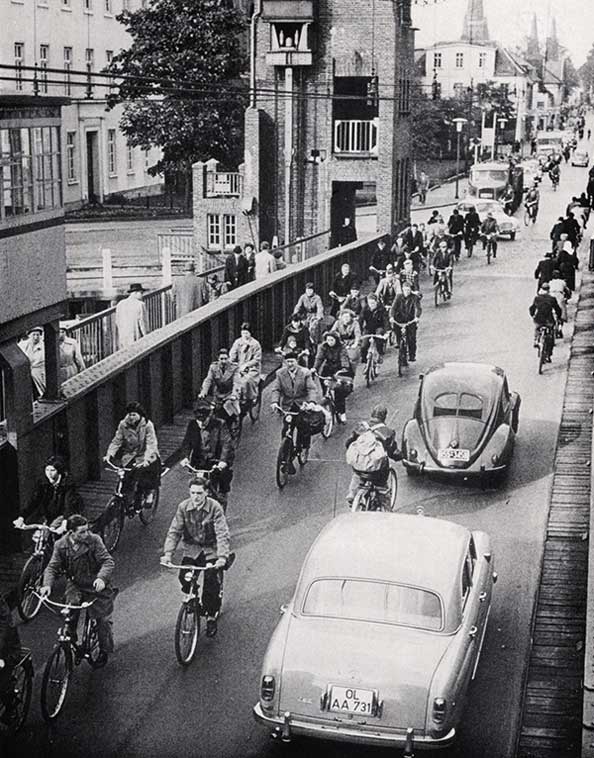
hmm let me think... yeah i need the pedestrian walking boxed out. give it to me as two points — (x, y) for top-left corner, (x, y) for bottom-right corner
(115, 283), (148, 350)
(21, 326), (46, 399)
(244, 243), (256, 281)
(224, 245), (249, 290)
(173, 261), (209, 318)
(273, 248), (287, 271)
(58, 324), (85, 383)
(418, 171), (429, 204)
(254, 242), (275, 280)
(338, 217), (357, 246)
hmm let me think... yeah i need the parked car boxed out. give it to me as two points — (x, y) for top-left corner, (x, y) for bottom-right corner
(401, 362), (520, 485)
(253, 512), (497, 750)
(571, 151), (589, 167)
(456, 198), (520, 240)
(520, 160), (542, 189)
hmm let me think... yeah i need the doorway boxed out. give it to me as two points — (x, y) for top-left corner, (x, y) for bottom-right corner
(86, 131), (100, 204)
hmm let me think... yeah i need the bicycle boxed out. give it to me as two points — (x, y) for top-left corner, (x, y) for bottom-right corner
(0, 649), (33, 736)
(362, 334), (389, 388)
(523, 203), (538, 226)
(465, 230), (478, 258)
(550, 172), (559, 191)
(159, 553), (235, 666)
(350, 468), (398, 512)
(13, 522), (62, 622)
(392, 318), (418, 377)
(271, 403), (310, 489)
(314, 369), (351, 438)
(100, 460), (163, 553)
(181, 460), (226, 505)
(235, 377), (264, 443)
(275, 346), (310, 368)
(536, 324), (555, 374)
(433, 267), (452, 306)
(38, 595), (104, 722)
(483, 233), (497, 264)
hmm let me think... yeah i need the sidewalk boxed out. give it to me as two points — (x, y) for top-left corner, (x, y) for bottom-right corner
(411, 176), (469, 211)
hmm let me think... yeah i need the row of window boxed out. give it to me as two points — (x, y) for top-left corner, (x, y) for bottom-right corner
(207, 214), (237, 251)
(12, 0), (147, 11)
(1, 126), (62, 221)
(13, 43), (112, 95)
(433, 51), (488, 70)
(65, 130), (150, 182)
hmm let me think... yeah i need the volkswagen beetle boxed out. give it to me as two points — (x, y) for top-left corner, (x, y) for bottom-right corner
(401, 362), (520, 484)
(253, 512), (496, 750)
(456, 198), (520, 240)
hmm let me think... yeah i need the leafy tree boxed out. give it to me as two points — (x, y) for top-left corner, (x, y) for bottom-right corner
(106, 0), (248, 205)
(579, 44), (594, 100)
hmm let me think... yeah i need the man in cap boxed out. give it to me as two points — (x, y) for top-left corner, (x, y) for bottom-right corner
(224, 245), (249, 290)
(529, 283), (562, 355)
(534, 251), (556, 292)
(173, 260), (209, 317)
(115, 283), (148, 349)
(199, 348), (242, 432)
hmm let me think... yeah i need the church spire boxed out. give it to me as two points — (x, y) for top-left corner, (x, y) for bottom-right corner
(545, 17), (560, 62)
(526, 13), (540, 60)
(460, 0), (489, 43)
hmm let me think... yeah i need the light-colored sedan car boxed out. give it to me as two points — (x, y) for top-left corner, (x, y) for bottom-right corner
(456, 198), (520, 240)
(254, 512), (497, 750)
(572, 151), (589, 167)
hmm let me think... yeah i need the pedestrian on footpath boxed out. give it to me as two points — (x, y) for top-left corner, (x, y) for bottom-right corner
(20, 326), (46, 399)
(244, 243), (256, 281)
(254, 242), (275, 280)
(58, 324), (86, 383)
(224, 245), (249, 291)
(418, 171), (429, 204)
(173, 261), (209, 318)
(115, 283), (148, 350)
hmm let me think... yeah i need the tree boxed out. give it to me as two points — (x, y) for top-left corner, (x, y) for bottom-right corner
(106, 0), (247, 206)
(579, 44), (594, 101)
(411, 87), (468, 160)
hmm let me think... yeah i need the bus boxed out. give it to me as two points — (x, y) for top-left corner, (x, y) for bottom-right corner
(467, 161), (524, 212)
(535, 131), (564, 158)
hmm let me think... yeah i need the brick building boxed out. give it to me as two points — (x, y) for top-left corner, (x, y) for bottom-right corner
(194, 0), (415, 259)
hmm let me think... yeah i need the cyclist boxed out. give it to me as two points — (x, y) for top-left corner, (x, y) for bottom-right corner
(524, 182), (540, 223)
(0, 591), (21, 726)
(480, 212), (500, 259)
(331, 308), (362, 365)
(161, 477), (230, 639)
(270, 352), (320, 473)
(463, 206), (481, 255)
(293, 282), (324, 344)
(534, 251), (556, 291)
(13, 455), (83, 535)
(390, 281), (422, 362)
(399, 259), (420, 294)
(549, 162), (560, 189)
(277, 313), (312, 365)
(447, 209), (465, 261)
(229, 322), (262, 409)
(340, 280), (365, 317)
(345, 405), (401, 509)
(181, 398), (235, 511)
(313, 332), (354, 424)
(104, 402), (161, 510)
(431, 240), (454, 299)
(375, 264), (400, 309)
(41, 514), (116, 667)
(329, 262), (355, 317)
(369, 238), (391, 285)
(529, 283), (562, 358)
(549, 269), (571, 337)
(359, 293), (390, 366)
(199, 348), (242, 430)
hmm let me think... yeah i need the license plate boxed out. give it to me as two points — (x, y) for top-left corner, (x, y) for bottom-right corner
(329, 686), (377, 716)
(438, 448), (470, 462)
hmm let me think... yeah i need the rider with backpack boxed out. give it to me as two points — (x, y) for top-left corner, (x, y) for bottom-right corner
(344, 405), (401, 509)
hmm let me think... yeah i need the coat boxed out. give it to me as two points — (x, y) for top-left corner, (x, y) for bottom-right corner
(534, 258), (555, 286)
(115, 296), (148, 349)
(331, 272), (354, 299)
(21, 337), (46, 397)
(44, 532), (115, 595)
(270, 366), (319, 411)
(390, 293), (422, 324)
(293, 293), (324, 320)
(224, 254), (249, 289)
(229, 336), (262, 377)
(59, 337), (85, 383)
(163, 496), (230, 561)
(173, 273), (209, 317)
(313, 340), (352, 376)
(22, 473), (84, 524)
(107, 417), (160, 467)
(200, 361), (242, 403)
(182, 417), (234, 469)
(254, 251), (275, 279)
(359, 304), (389, 335)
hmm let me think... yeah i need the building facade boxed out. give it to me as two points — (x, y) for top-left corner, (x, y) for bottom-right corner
(194, 0), (415, 256)
(2, 0), (163, 208)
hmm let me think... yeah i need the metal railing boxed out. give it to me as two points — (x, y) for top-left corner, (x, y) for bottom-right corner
(273, 229), (331, 264)
(206, 171), (242, 197)
(334, 118), (378, 156)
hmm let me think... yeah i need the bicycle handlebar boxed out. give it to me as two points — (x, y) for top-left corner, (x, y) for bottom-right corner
(181, 461), (219, 474)
(104, 460), (136, 474)
(271, 403), (301, 416)
(392, 319), (419, 328)
(13, 523), (62, 533)
(160, 560), (216, 571)
(34, 592), (95, 611)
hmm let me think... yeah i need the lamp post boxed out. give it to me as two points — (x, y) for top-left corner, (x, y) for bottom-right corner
(496, 117), (508, 160)
(453, 118), (468, 199)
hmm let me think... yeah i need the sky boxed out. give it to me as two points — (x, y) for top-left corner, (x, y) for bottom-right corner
(412, 0), (594, 67)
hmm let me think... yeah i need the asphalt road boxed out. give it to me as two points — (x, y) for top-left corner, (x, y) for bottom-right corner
(9, 154), (592, 758)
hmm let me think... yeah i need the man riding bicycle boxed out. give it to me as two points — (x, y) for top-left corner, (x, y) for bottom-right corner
(399, 259), (420, 294)
(529, 283), (562, 358)
(331, 308), (362, 364)
(524, 183), (540, 223)
(270, 352), (320, 473)
(313, 332), (354, 424)
(181, 398), (235, 511)
(480, 212), (500, 258)
(375, 265), (400, 309)
(447, 209), (465, 261)
(463, 206), (480, 254)
(199, 348), (242, 433)
(277, 313), (313, 365)
(549, 162), (560, 188)
(390, 281), (422, 362)
(345, 405), (401, 509)
(431, 240), (454, 299)
(293, 282), (324, 344)
(41, 514), (116, 667)
(161, 477), (230, 639)
(0, 592), (21, 727)
(359, 293), (390, 365)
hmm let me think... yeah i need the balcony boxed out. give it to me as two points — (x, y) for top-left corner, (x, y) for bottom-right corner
(266, 21), (312, 67)
(334, 119), (378, 157)
(206, 171), (242, 197)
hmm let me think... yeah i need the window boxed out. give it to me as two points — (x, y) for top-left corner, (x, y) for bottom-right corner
(126, 144), (134, 173)
(1, 128), (33, 219)
(64, 47), (72, 95)
(122, 0), (130, 9)
(433, 52), (442, 70)
(105, 0), (112, 12)
(478, 52), (487, 68)
(106, 50), (114, 86)
(207, 213), (237, 249)
(455, 52), (464, 69)
(85, 48), (94, 94)
(62, 0), (71, 7)
(66, 132), (77, 182)
(84, 0), (93, 11)
(223, 214), (236, 248)
(39, 45), (49, 93)
(32, 127), (62, 211)
(107, 129), (117, 175)
(14, 43), (24, 92)
(207, 214), (221, 248)
(461, 557), (472, 604)
(453, 82), (465, 99)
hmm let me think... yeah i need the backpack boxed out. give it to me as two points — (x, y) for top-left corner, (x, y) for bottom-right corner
(346, 429), (387, 473)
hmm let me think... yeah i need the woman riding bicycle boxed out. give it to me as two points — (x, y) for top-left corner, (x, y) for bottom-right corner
(104, 402), (161, 509)
(292, 282), (324, 345)
(313, 332), (354, 424)
(331, 309), (361, 364)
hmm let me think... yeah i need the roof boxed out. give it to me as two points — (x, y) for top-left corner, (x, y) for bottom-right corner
(295, 513), (470, 602)
(422, 362), (505, 404)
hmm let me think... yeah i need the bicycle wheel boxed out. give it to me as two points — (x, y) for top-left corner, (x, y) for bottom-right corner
(101, 499), (124, 553)
(386, 468), (398, 512)
(174, 602), (200, 666)
(434, 284), (439, 307)
(139, 488), (160, 526)
(351, 488), (371, 513)
(486, 244), (491, 265)
(1, 658), (33, 734)
(297, 444), (309, 466)
(249, 385), (263, 423)
(85, 618), (106, 670)
(538, 334), (547, 374)
(388, 329), (397, 347)
(275, 437), (292, 489)
(523, 210), (530, 227)
(17, 555), (44, 622)
(364, 354), (375, 387)
(398, 343), (407, 378)
(321, 404), (334, 439)
(40, 644), (73, 721)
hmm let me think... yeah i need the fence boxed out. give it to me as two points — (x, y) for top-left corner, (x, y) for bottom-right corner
(157, 230), (226, 274)
(334, 119), (378, 156)
(274, 229), (331, 264)
(206, 171), (242, 197)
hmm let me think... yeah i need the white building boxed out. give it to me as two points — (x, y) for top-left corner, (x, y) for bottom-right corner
(2, 0), (163, 208)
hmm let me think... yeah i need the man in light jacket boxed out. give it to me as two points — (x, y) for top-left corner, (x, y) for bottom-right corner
(254, 242), (276, 280)
(115, 283), (148, 349)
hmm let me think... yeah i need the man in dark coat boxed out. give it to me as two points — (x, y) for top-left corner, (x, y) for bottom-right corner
(338, 217), (357, 246)
(370, 239), (391, 284)
(329, 262), (355, 316)
(224, 245), (249, 290)
(447, 209), (465, 260)
(173, 261), (209, 317)
(534, 252), (556, 291)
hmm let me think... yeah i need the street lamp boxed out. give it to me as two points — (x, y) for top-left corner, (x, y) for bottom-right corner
(453, 118), (468, 199)
(496, 117), (508, 159)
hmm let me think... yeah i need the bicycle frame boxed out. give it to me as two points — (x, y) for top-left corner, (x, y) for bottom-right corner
(37, 594), (96, 654)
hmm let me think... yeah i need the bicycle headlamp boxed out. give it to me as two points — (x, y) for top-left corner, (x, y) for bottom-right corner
(183, 571), (194, 583)
(284, 415), (292, 424)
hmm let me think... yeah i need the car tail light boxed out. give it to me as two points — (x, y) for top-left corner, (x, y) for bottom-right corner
(409, 448), (418, 460)
(261, 675), (276, 702)
(491, 453), (499, 465)
(432, 697), (447, 723)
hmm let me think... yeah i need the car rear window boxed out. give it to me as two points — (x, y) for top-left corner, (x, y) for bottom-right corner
(302, 579), (443, 631)
(432, 392), (484, 420)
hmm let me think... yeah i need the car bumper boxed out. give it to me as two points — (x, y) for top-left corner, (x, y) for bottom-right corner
(403, 459), (507, 476)
(253, 704), (456, 750)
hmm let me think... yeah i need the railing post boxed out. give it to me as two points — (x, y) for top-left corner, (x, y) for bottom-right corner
(162, 246), (172, 285)
(102, 248), (113, 290)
